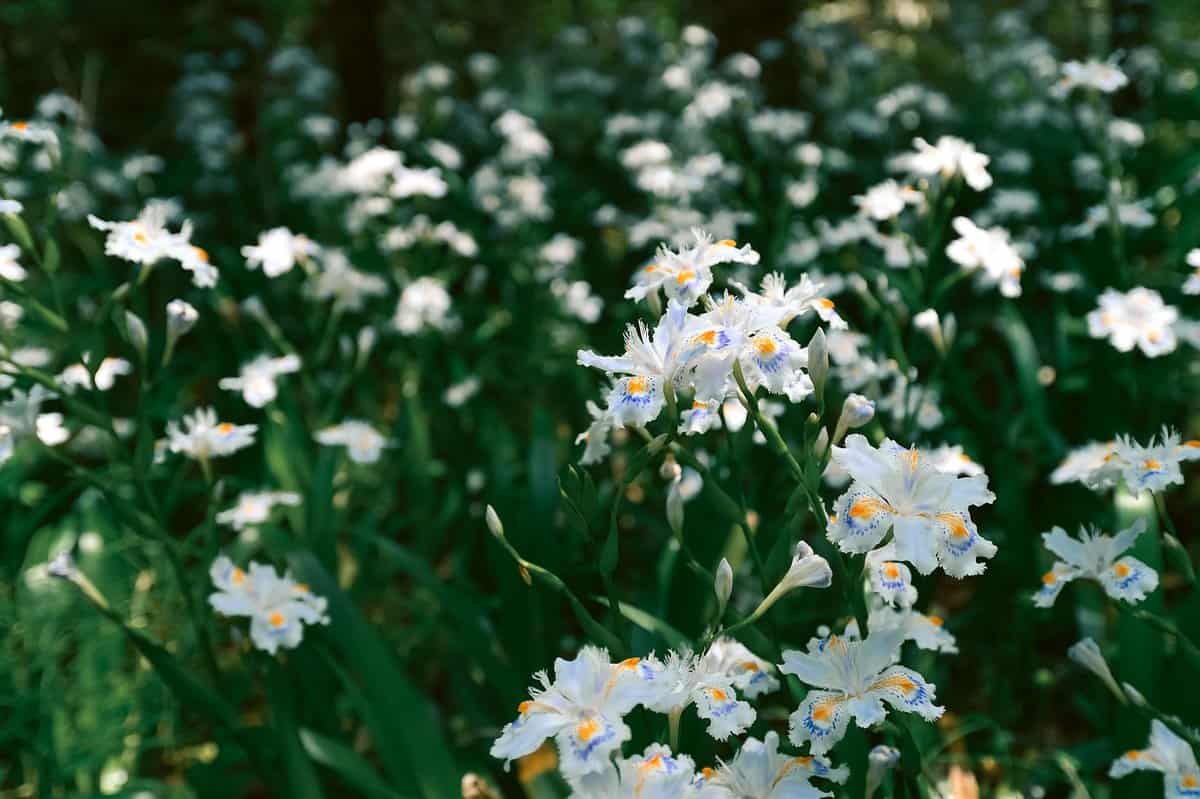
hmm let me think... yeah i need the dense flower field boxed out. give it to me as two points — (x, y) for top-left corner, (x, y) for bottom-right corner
(2, 2), (1199, 797)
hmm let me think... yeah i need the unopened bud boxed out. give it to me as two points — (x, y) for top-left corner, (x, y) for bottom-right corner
(659, 454), (681, 481)
(807, 328), (828, 399)
(866, 745), (902, 799)
(714, 557), (733, 617)
(666, 479), (685, 540)
(163, 299), (198, 366)
(461, 773), (500, 799)
(751, 542), (832, 620)
(645, 433), (670, 456)
(1068, 638), (1124, 703)
(485, 504), (504, 538)
(813, 427), (829, 458)
(832, 393), (876, 445)
(166, 299), (198, 338)
(123, 310), (148, 359)
(913, 308), (945, 352)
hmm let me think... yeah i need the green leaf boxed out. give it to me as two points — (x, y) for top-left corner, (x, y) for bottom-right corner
(288, 552), (459, 799)
(300, 728), (406, 799)
(42, 237), (59, 273)
(268, 663), (326, 799)
(594, 597), (689, 650)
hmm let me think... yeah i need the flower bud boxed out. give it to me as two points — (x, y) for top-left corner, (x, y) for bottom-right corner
(666, 478), (685, 540)
(750, 542), (832, 620)
(1068, 638), (1124, 703)
(46, 550), (76, 579)
(913, 308), (945, 352)
(123, 310), (148, 359)
(866, 745), (901, 799)
(807, 328), (828, 399)
(485, 504), (504, 539)
(166, 299), (198, 339)
(832, 393), (875, 445)
(812, 426), (829, 459)
(659, 454), (681, 481)
(714, 557), (733, 617)
(163, 299), (198, 367)
(1121, 682), (1147, 708)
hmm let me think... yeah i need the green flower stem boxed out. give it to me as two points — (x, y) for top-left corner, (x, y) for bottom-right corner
(491, 526), (624, 654)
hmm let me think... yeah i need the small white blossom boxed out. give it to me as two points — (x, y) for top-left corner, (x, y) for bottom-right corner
(219, 354), (301, 408)
(1034, 520), (1157, 606)
(241, 227), (319, 278)
(315, 419), (387, 464)
(1087, 288), (1179, 357)
(166, 407), (257, 460)
(216, 490), (301, 531)
(208, 556), (328, 654)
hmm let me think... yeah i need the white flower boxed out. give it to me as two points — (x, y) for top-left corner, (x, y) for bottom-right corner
(88, 206), (193, 268)
(848, 602), (958, 654)
(315, 420), (387, 464)
(219, 354), (301, 408)
(782, 629), (943, 755)
(1109, 720), (1200, 799)
(827, 435), (997, 577)
(391, 164), (448, 198)
(208, 556), (329, 654)
(568, 743), (700, 799)
(171, 243), (219, 288)
(1056, 57), (1129, 96)
(696, 731), (849, 798)
(1106, 428), (1200, 495)
(1067, 638), (1124, 699)
(166, 299), (199, 339)
(626, 229), (760, 308)
(575, 400), (614, 464)
(443, 376), (480, 407)
(0, 198), (23, 215)
(0, 244), (27, 281)
(166, 408), (257, 460)
(216, 490), (301, 531)
(865, 546), (918, 608)
(1034, 520), (1157, 606)
(393, 276), (457, 334)
(1087, 288), (1179, 357)
(893, 136), (992, 191)
(1184, 249), (1200, 295)
(702, 638), (780, 699)
(753, 542), (833, 618)
(489, 647), (649, 777)
(0, 385), (59, 460)
(1050, 440), (1117, 487)
(36, 413), (69, 446)
(679, 398), (722, 436)
(307, 250), (388, 312)
(732, 275), (847, 340)
(925, 445), (984, 477)
(577, 300), (697, 427)
(638, 649), (756, 741)
(866, 745), (901, 799)
(241, 227), (319, 278)
(945, 217), (1024, 298)
(853, 179), (922, 221)
(57, 357), (132, 393)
